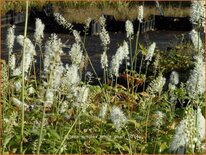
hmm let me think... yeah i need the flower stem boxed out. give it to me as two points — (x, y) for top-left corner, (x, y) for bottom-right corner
(20, 1), (29, 153)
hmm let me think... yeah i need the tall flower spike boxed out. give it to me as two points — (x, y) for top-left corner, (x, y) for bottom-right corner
(169, 71), (179, 85)
(99, 15), (106, 27)
(73, 30), (82, 43)
(145, 42), (156, 62)
(125, 20), (134, 38)
(101, 51), (108, 69)
(186, 54), (205, 96)
(138, 5), (144, 22)
(7, 25), (15, 54)
(99, 27), (110, 48)
(34, 18), (45, 45)
(110, 106), (127, 130)
(110, 41), (129, 77)
(190, 0), (205, 27)
(69, 43), (83, 66)
(16, 35), (36, 73)
(53, 12), (73, 30)
(9, 54), (16, 71)
(189, 29), (203, 51)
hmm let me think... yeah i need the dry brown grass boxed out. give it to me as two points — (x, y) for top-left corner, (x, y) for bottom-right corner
(56, 5), (191, 23)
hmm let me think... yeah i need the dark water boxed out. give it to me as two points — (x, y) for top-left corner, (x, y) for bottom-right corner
(1, 22), (199, 83)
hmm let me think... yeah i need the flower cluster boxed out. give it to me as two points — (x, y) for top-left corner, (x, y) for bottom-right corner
(110, 106), (127, 130)
(7, 25), (15, 54)
(16, 35), (36, 74)
(110, 41), (129, 77)
(186, 53), (205, 97)
(189, 29), (203, 51)
(69, 43), (83, 66)
(146, 73), (166, 95)
(125, 20), (134, 38)
(100, 27), (110, 48)
(100, 51), (108, 69)
(34, 18), (45, 45)
(145, 42), (156, 62)
(138, 5), (144, 22)
(190, 0), (205, 27)
(53, 12), (73, 30)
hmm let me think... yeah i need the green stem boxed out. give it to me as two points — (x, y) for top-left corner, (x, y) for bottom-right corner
(56, 109), (83, 154)
(20, 1), (29, 153)
(143, 62), (149, 91)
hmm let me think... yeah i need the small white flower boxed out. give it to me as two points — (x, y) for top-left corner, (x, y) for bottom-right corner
(69, 43), (83, 65)
(59, 101), (68, 113)
(186, 54), (205, 96)
(146, 73), (166, 95)
(34, 18), (45, 45)
(138, 5), (144, 22)
(16, 35), (36, 73)
(14, 80), (22, 92)
(45, 89), (54, 107)
(170, 71), (179, 85)
(99, 15), (106, 27)
(51, 63), (65, 89)
(145, 42), (156, 62)
(27, 86), (35, 95)
(99, 103), (108, 119)
(154, 111), (165, 127)
(85, 17), (92, 28)
(110, 41), (129, 77)
(189, 29), (203, 51)
(9, 54), (16, 71)
(100, 51), (108, 69)
(100, 27), (110, 47)
(190, 0), (205, 27)
(7, 25), (15, 54)
(53, 12), (73, 30)
(110, 106), (127, 130)
(62, 64), (80, 88)
(169, 119), (187, 153)
(125, 20), (134, 38)
(13, 67), (22, 76)
(73, 30), (82, 43)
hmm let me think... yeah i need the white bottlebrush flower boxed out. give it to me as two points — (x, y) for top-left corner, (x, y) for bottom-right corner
(189, 29), (203, 51)
(12, 97), (29, 111)
(145, 42), (156, 61)
(34, 18), (45, 45)
(73, 30), (82, 43)
(44, 34), (63, 73)
(190, 0), (205, 27)
(100, 27), (110, 47)
(125, 20), (134, 38)
(73, 86), (89, 112)
(69, 43), (83, 65)
(146, 73), (166, 95)
(169, 119), (187, 153)
(110, 41), (129, 77)
(110, 106), (127, 130)
(53, 12), (73, 30)
(101, 51), (108, 69)
(13, 67), (22, 76)
(186, 54), (205, 96)
(154, 111), (165, 127)
(59, 101), (68, 113)
(14, 80), (22, 92)
(85, 17), (92, 28)
(99, 15), (106, 27)
(27, 86), (35, 95)
(170, 71), (179, 85)
(99, 103), (108, 119)
(45, 89), (54, 107)
(7, 25), (15, 54)
(51, 63), (65, 89)
(62, 64), (80, 88)
(196, 107), (205, 140)
(16, 35), (36, 73)
(9, 54), (16, 71)
(138, 5), (144, 22)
